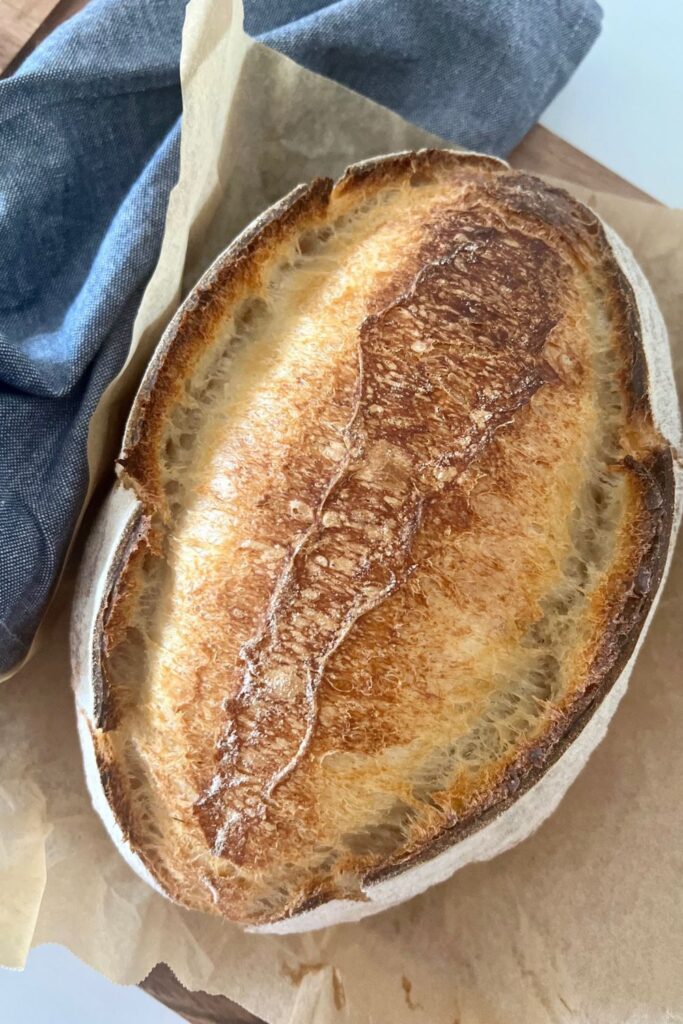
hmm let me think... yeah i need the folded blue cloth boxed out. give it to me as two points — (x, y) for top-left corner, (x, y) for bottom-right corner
(245, 0), (603, 155)
(0, 0), (602, 673)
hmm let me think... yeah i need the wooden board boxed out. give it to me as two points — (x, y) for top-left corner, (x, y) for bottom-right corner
(0, 1), (657, 1021)
(141, 965), (262, 1024)
(0, 0), (56, 71)
(0, 0), (88, 76)
(508, 124), (654, 203)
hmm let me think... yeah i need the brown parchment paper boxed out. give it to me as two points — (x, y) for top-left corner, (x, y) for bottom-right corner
(1, 1), (682, 1022)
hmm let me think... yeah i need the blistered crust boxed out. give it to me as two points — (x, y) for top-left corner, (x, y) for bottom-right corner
(195, 218), (566, 861)
(74, 149), (679, 928)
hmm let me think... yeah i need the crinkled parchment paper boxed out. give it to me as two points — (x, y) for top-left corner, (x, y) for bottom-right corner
(1, 1), (682, 1021)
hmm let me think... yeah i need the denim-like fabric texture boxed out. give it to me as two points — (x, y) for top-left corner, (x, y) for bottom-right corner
(244, 0), (603, 155)
(0, 0), (183, 672)
(0, 0), (602, 672)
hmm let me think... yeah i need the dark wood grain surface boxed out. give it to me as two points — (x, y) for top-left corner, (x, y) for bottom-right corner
(141, 965), (263, 1024)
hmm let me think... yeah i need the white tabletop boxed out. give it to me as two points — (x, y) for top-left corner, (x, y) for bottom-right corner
(541, 0), (683, 205)
(2, 945), (179, 1023)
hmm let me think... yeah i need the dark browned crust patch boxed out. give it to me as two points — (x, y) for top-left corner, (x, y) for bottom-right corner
(474, 172), (653, 420)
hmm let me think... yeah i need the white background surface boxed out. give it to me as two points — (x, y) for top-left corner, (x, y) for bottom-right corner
(541, 0), (683, 205)
(1, 946), (179, 1023)
(1, 1), (682, 1022)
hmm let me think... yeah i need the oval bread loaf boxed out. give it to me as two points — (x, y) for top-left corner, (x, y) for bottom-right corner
(72, 150), (681, 932)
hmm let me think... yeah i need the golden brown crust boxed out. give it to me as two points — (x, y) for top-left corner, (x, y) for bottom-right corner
(194, 206), (568, 863)
(256, 447), (675, 924)
(85, 149), (677, 927)
(473, 171), (653, 420)
(120, 178), (334, 508)
(271, 448), (675, 926)
(362, 447), (675, 886)
(332, 149), (505, 198)
(91, 728), (181, 900)
(93, 508), (149, 730)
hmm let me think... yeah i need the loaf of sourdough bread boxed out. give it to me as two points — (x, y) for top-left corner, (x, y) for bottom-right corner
(72, 150), (681, 932)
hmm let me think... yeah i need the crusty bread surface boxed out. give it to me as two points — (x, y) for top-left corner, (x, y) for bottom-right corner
(72, 150), (680, 931)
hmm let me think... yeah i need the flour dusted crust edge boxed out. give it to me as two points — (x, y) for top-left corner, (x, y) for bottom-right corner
(71, 151), (682, 932)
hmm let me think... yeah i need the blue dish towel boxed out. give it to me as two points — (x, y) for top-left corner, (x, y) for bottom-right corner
(0, 0), (602, 674)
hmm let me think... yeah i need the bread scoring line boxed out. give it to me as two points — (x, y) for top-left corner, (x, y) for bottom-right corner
(196, 227), (562, 863)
